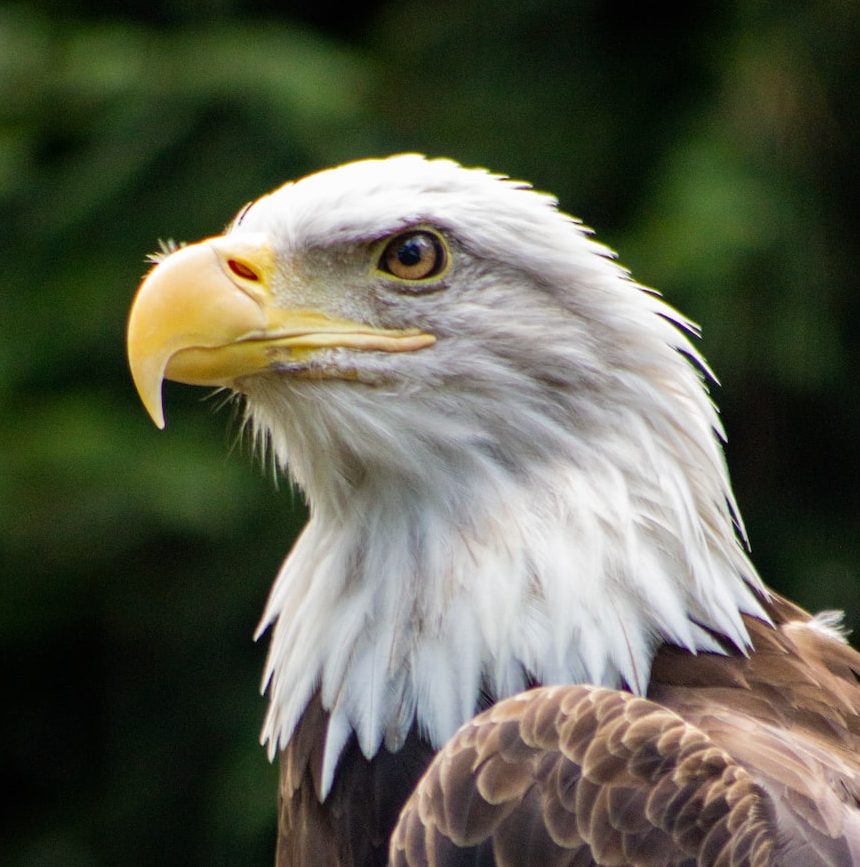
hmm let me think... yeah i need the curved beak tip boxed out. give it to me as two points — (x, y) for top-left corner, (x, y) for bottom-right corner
(149, 403), (167, 431)
(127, 351), (168, 430)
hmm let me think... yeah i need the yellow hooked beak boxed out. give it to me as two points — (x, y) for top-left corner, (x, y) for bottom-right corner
(126, 234), (435, 428)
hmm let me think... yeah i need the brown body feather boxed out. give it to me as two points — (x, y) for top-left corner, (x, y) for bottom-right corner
(278, 694), (436, 866)
(279, 595), (860, 866)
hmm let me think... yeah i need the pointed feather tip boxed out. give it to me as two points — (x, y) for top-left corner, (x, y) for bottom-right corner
(320, 709), (352, 800)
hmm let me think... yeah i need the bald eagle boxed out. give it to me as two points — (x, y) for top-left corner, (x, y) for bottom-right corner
(127, 156), (860, 866)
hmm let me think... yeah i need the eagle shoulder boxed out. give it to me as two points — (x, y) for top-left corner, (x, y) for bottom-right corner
(390, 685), (776, 866)
(390, 597), (860, 866)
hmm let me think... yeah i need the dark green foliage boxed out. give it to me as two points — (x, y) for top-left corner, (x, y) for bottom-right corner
(2, 2), (858, 864)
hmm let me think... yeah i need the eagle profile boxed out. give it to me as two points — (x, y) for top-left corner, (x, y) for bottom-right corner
(126, 155), (860, 866)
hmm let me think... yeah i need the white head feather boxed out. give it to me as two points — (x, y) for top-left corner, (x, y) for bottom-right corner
(229, 155), (766, 798)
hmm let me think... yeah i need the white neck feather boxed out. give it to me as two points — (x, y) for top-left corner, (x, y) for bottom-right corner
(230, 155), (767, 799)
(246, 335), (766, 798)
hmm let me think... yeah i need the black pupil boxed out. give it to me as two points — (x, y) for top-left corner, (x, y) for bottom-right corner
(398, 237), (425, 267)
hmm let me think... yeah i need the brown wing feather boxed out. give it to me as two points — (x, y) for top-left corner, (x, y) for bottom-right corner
(390, 685), (776, 866)
(649, 595), (860, 865)
(390, 594), (860, 866)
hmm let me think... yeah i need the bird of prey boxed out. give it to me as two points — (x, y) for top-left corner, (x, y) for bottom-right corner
(127, 155), (860, 866)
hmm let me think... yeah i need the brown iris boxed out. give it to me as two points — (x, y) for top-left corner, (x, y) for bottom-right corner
(379, 230), (447, 281)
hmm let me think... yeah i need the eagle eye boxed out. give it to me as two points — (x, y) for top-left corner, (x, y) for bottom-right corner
(378, 230), (447, 282)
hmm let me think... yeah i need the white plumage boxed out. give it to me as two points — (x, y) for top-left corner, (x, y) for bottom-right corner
(220, 155), (768, 797)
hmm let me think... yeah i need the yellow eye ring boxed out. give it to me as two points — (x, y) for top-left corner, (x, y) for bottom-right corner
(377, 229), (449, 282)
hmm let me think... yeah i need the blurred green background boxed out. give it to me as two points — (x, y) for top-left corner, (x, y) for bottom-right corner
(2, 1), (859, 864)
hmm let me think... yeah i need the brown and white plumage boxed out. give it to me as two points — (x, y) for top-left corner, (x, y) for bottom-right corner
(126, 155), (860, 865)
(392, 596), (860, 866)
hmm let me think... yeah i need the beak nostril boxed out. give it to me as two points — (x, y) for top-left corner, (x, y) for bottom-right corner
(227, 259), (260, 281)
